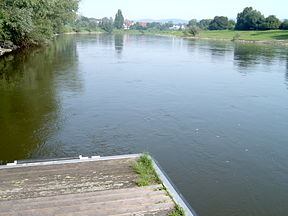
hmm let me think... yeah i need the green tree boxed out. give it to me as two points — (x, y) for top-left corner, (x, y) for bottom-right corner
(280, 20), (288, 30)
(209, 16), (229, 30)
(0, 0), (79, 46)
(235, 7), (265, 30)
(188, 19), (197, 27)
(259, 15), (281, 30)
(228, 20), (236, 30)
(100, 17), (114, 33)
(185, 26), (201, 36)
(114, 9), (124, 29)
(198, 19), (212, 30)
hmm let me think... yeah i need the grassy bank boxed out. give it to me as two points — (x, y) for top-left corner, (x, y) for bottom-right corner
(198, 30), (288, 41)
(157, 30), (288, 43)
(108, 29), (288, 45)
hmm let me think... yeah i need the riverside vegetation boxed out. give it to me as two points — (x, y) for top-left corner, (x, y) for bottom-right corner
(1, 2), (288, 55)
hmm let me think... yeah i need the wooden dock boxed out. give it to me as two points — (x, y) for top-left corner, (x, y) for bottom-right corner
(0, 154), (196, 216)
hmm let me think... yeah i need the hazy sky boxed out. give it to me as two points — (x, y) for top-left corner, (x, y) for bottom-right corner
(79, 0), (287, 20)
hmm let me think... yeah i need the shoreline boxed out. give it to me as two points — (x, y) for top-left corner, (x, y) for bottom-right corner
(155, 33), (288, 47)
(54, 31), (103, 36)
(0, 32), (104, 57)
(1, 31), (287, 58)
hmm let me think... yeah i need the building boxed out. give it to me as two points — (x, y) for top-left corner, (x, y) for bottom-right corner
(123, 19), (135, 30)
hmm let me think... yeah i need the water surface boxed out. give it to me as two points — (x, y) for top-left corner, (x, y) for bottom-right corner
(1, 34), (288, 216)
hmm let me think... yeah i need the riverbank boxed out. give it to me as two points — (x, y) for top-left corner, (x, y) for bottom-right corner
(1, 30), (287, 58)
(55, 31), (103, 36)
(154, 30), (288, 46)
(106, 29), (288, 47)
(0, 32), (103, 57)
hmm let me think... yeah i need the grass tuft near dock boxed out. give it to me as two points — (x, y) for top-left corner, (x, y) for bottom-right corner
(132, 153), (188, 215)
(132, 153), (162, 186)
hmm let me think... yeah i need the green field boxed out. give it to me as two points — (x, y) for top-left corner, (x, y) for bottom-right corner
(95, 29), (288, 44)
(199, 30), (288, 41)
(158, 30), (288, 42)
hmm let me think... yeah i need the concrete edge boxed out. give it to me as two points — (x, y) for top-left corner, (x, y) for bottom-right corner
(0, 154), (141, 169)
(150, 156), (197, 216)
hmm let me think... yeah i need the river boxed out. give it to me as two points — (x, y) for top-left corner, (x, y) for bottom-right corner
(0, 34), (288, 216)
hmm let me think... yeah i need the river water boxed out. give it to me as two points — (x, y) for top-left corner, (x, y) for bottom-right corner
(1, 34), (288, 216)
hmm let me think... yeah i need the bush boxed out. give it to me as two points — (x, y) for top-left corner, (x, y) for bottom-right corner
(185, 26), (201, 36)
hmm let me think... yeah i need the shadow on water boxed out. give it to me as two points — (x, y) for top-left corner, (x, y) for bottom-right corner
(0, 36), (82, 164)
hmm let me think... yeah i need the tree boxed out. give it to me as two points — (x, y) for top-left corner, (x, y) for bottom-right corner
(198, 19), (212, 30)
(259, 15), (281, 30)
(208, 16), (229, 30)
(185, 26), (200, 36)
(100, 17), (114, 33)
(0, 0), (79, 46)
(235, 7), (265, 30)
(188, 19), (197, 27)
(280, 20), (288, 30)
(114, 9), (124, 29)
(228, 20), (236, 30)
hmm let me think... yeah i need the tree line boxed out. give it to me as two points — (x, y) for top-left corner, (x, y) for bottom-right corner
(1, 4), (287, 47)
(0, 0), (79, 47)
(188, 7), (288, 32)
(98, 9), (176, 33)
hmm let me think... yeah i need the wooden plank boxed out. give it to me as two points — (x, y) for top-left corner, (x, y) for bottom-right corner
(0, 155), (192, 216)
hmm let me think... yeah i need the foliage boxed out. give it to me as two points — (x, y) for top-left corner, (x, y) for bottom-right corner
(235, 7), (265, 30)
(232, 33), (241, 41)
(100, 17), (114, 33)
(71, 16), (100, 32)
(209, 16), (229, 30)
(0, 0), (79, 46)
(114, 9), (124, 29)
(197, 19), (212, 30)
(280, 20), (288, 30)
(258, 15), (281, 30)
(188, 19), (197, 27)
(131, 154), (161, 186)
(228, 20), (236, 30)
(185, 26), (200, 36)
(130, 23), (147, 31)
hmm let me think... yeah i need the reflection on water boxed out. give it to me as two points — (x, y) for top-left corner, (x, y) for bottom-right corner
(1, 34), (288, 216)
(233, 43), (283, 70)
(0, 36), (82, 163)
(114, 34), (124, 57)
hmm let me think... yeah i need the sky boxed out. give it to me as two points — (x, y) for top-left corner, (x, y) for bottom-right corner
(79, 0), (287, 21)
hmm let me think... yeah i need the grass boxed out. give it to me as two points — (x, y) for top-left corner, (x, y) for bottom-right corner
(112, 29), (288, 43)
(197, 30), (288, 41)
(131, 153), (161, 186)
(132, 154), (186, 215)
(168, 204), (185, 216)
(11, 181), (24, 185)
(161, 30), (288, 42)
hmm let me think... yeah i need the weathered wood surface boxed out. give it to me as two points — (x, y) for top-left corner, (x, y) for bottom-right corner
(0, 158), (175, 215)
